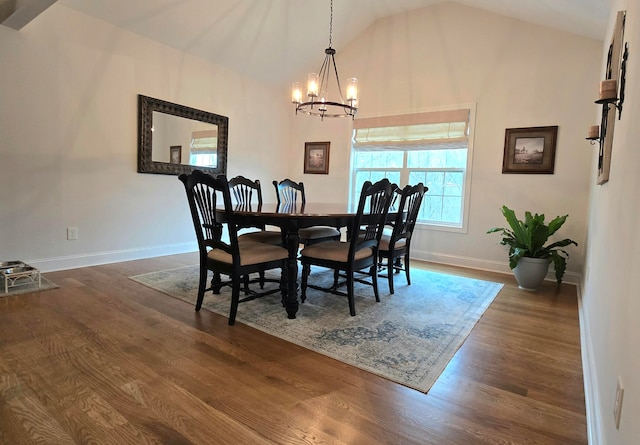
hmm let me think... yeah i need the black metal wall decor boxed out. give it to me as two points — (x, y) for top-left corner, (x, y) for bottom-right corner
(586, 11), (626, 185)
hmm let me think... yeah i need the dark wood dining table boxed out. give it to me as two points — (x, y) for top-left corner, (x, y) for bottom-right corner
(218, 202), (377, 319)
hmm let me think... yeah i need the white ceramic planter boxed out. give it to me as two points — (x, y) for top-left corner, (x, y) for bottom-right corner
(512, 257), (550, 291)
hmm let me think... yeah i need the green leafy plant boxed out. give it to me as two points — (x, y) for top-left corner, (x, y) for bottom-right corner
(487, 205), (578, 284)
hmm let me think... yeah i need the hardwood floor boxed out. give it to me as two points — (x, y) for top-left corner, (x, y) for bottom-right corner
(0, 253), (587, 444)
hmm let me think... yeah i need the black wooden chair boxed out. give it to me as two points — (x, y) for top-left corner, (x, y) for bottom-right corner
(378, 183), (426, 294)
(299, 178), (394, 316)
(179, 170), (288, 325)
(272, 178), (341, 245)
(228, 175), (283, 246)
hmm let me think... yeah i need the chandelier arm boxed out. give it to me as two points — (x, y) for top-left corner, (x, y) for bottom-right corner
(330, 53), (346, 103)
(319, 54), (331, 95)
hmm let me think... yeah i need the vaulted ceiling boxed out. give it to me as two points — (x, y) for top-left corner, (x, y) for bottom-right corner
(3, 0), (610, 85)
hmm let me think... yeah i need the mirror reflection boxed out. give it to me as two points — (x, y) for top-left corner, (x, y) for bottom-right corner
(138, 95), (228, 176)
(151, 112), (219, 168)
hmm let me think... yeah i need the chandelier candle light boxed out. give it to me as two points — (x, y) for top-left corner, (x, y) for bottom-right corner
(292, 0), (358, 120)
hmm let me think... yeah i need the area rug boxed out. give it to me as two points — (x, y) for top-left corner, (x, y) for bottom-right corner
(130, 265), (503, 393)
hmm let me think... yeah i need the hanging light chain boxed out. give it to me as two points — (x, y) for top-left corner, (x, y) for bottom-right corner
(328, 0), (333, 47)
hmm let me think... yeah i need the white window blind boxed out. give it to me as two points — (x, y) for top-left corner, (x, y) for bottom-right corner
(353, 109), (470, 151)
(190, 129), (218, 154)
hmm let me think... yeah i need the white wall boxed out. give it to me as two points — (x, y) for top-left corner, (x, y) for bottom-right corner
(581, 1), (640, 443)
(0, 4), (291, 271)
(292, 2), (602, 282)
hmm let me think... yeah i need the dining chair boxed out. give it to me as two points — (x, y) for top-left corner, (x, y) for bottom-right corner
(377, 183), (426, 294)
(179, 170), (288, 325)
(228, 175), (283, 246)
(299, 178), (394, 316)
(272, 178), (341, 245)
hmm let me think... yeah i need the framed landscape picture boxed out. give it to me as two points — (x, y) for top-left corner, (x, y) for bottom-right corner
(502, 126), (558, 174)
(304, 141), (330, 174)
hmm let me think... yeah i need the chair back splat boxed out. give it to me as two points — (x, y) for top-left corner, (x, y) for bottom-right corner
(179, 170), (288, 325)
(272, 178), (341, 245)
(229, 175), (263, 210)
(272, 178), (306, 206)
(378, 183), (426, 294)
(299, 178), (394, 316)
(228, 175), (282, 246)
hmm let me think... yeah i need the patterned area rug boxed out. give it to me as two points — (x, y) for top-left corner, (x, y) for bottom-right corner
(130, 265), (503, 393)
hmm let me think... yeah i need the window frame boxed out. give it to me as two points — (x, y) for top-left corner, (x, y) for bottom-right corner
(349, 104), (476, 233)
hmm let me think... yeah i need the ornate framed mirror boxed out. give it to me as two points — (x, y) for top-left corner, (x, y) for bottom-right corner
(137, 95), (228, 176)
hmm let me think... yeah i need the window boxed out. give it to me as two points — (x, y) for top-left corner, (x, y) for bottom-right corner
(189, 129), (218, 167)
(350, 107), (473, 230)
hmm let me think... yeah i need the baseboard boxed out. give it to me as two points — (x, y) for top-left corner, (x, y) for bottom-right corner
(27, 242), (198, 273)
(411, 249), (582, 285)
(576, 282), (602, 445)
(30, 244), (582, 284)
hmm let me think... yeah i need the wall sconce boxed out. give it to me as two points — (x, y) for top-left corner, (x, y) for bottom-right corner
(595, 79), (623, 116)
(585, 125), (600, 145)
(586, 42), (629, 144)
(595, 42), (628, 119)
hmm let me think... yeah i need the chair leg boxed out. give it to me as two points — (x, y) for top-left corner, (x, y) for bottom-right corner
(394, 257), (402, 273)
(333, 268), (340, 288)
(243, 274), (250, 294)
(301, 263), (310, 303)
(195, 267), (208, 311)
(228, 279), (241, 325)
(387, 254), (395, 295)
(212, 271), (222, 294)
(404, 254), (411, 285)
(370, 264), (381, 302)
(347, 271), (356, 316)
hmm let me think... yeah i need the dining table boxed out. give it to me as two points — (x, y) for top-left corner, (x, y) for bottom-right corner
(218, 202), (394, 319)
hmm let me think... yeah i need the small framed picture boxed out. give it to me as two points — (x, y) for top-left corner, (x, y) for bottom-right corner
(170, 145), (182, 164)
(304, 141), (330, 174)
(502, 126), (558, 174)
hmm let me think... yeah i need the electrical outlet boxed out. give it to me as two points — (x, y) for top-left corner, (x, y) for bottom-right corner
(614, 377), (624, 430)
(67, 226), (78, 240)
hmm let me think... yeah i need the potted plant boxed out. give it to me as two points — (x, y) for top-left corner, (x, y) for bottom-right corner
(487, 205), (578, 290)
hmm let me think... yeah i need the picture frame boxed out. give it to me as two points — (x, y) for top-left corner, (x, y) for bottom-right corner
(304, 141), (330, 174)
(169, 145), (182, 164)
(502, 126), (558, 174)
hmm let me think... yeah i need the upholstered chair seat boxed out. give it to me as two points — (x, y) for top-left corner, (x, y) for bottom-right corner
(237, 230), (283, 245)
(378, 234), (407, 251)
(208, 241), (287, 265)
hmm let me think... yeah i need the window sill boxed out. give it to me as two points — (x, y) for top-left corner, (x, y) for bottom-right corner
(415, 222), (468, 234)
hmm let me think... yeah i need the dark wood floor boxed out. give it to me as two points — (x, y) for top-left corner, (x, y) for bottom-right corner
(0, 253), (587, 444)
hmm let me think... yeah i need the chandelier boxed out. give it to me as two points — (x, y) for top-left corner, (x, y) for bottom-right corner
(291, 0), (358, 120)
